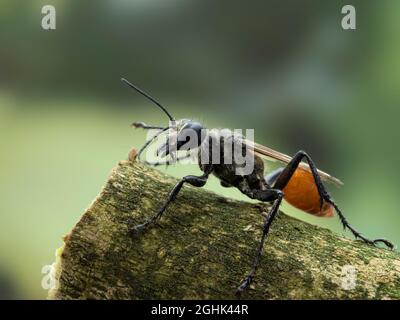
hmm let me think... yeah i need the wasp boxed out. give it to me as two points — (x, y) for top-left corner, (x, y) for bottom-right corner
(121, 78), (393, 295)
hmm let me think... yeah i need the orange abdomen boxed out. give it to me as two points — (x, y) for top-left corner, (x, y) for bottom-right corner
(282, 168), (334, 217)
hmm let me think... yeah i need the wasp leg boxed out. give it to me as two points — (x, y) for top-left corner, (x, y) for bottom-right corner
(132, 121), (164, 130)
(236, 186), (284, 295)
(130, 170), (212, 236)
(134, 127), (169, 161)
(143, 153), (192, 167)
(273, 150), (394, 250)
(133, 122), (193, 167)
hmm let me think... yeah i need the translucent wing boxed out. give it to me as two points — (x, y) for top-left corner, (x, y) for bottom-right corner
(247, 141), (344, 187)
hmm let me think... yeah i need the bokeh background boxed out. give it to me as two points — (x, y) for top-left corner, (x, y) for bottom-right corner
(0, 0), (399, 299)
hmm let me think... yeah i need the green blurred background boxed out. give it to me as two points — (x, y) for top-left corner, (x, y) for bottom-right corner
(0, 0), (399, 299)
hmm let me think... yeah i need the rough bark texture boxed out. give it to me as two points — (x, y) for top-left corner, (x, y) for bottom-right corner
(48, 160), (400, 300)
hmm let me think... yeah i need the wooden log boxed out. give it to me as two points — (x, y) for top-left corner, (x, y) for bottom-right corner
(48, 160), (400, 299)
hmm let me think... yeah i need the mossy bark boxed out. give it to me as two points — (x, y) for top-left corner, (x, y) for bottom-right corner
(48, 160), (400, 300)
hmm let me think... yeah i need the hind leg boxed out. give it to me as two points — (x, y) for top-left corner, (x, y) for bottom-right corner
(272, 150), (393, 249)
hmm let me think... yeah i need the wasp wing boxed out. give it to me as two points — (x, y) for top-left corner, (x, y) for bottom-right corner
(246, 141), (343, 187)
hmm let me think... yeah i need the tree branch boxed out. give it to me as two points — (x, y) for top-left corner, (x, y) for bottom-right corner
(48, 160), (400, 299)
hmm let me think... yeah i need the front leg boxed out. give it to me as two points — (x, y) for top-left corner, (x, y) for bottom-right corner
(130, 170), (212, 235)
(134, 126), (169, 161)
(142, 152), (192, 167)
(132, 121), (164, 130)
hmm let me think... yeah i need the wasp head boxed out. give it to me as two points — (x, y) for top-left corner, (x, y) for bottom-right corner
(157, 119), (205, 157)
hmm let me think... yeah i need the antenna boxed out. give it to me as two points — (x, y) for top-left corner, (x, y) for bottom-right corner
(121, 78), (175, 121)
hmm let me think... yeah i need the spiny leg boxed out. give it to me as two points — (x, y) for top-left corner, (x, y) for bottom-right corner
(236, 187), (284, 295)
(130, 169), (212, 235)
(327, 200), (393, 249)
(272, 150), (393, 249)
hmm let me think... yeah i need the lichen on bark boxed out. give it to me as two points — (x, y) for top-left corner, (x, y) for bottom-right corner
(48, 160), (400, 300)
